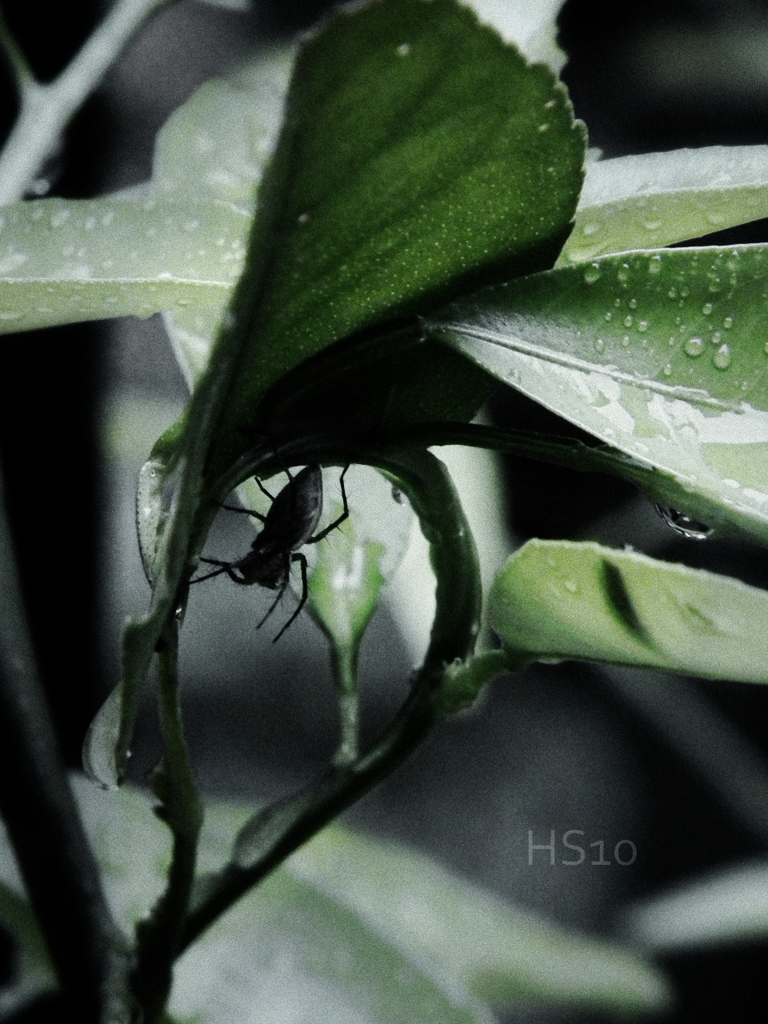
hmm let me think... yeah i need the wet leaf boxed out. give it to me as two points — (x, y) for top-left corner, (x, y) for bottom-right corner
(562, 146), (768, 264)
(0, 195), (247, 337)
(489, 539), (768, 681)
(427, 245), (768, 544)
(208, 0), (585, 465)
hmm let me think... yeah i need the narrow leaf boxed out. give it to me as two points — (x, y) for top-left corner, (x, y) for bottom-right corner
(0, 196), (247, 336)
(489, 539), (768, 681)
(562, 146), (768, 264)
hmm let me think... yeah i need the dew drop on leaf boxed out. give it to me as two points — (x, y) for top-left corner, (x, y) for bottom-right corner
(583, 264), (601, 284)
(713, 343), (731, 369)
(684, 337), (705, 357)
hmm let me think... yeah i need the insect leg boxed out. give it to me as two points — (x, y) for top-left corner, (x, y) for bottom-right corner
(271, 551), (308, 643)
(218, 501), (267, 523)
(308, 465), (350, 544)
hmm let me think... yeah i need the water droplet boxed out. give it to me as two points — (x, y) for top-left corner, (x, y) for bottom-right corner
(684, 336), (705, 357)
(723, 316), (733, 329)
(50, 208), (70, 228)
(297, 211), (310, 225)
(621, 335), (630, 346)
(623, 315), (633, 328)
(764, 341), (768, 355)
(662, 363), (673, 376)
(604, 311), (613, 322)
(711, 331), (722, 344)
(701, 302), (713, 315)
(564, 580), (578, 594)
(648, 257), (662, 275)
(628, 297), (638, 309)
(713, 343), (731, 369)
(638, 320), (648, 332)
(583, 264), (601, 284)
(594, 338), (605, 353)
(655, 503), (713, 540)
(617, 265), (629, 283)
(396, 42), (411, 56)
(643, 219), (662, 231)
(582, 222), (600, 237)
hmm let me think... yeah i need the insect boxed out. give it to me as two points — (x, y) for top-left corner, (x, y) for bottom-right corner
(193, 464), (349, 641)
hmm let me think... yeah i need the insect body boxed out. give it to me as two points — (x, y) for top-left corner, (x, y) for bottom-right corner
(194, 464), (349, 641)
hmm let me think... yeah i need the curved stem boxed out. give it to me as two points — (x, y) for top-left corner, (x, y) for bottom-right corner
(0, 0), (177, 205)
(179, 447), (481, 953)
(131, 618), (203, 1023)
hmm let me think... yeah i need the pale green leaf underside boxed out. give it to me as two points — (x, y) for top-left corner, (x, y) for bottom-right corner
(428, 245), (768, 544)
(562, 146), (768, 264)
(0, 778), (671, 1019)
(490, 539), (768, 682)
(0, 195), (248, 334)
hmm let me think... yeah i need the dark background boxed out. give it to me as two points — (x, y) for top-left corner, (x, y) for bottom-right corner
(2, 1), (768, 1021)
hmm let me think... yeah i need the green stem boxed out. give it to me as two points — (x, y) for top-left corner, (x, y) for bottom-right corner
(0, 0), (177, 205)
(179, 447), (481, 953)
(331, 642), (360, 767)
(131, 619), (203, 1023)
(0, 462), (133, 1022)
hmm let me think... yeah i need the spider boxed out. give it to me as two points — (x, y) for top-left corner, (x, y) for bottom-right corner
(193, 464), (349, 641)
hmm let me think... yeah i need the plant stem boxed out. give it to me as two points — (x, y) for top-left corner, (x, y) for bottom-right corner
(0, 462), (133, 1023)
(131, 617), (203, 1023)
(0, 0), (177, 205)
(179, 447), (482, 952)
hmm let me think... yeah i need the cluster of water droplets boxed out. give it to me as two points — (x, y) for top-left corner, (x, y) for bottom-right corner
(579, 250), (749, 378)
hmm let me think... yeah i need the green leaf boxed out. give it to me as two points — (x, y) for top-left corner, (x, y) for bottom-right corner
(562, 146), (768, 264)
(489, 539), (768, 681)
(52, 779), (667, 1021)
(307, 464), (413, 655)
(427, 246), (768, 544)
(626, 859), (768, 951)
(289, 817), (672, 1015)
(211, 0), (585, 457)
(0, 195), (247, 337)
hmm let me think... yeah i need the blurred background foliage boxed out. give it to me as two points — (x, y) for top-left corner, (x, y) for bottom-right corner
(2, 1), (768, 1021)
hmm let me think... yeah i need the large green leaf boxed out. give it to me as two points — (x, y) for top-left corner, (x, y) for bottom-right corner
(562, 146), (768, 265)
(427, 245), (768, 544)
(490, 539), (768, 681)
(211, 0), (585, 458)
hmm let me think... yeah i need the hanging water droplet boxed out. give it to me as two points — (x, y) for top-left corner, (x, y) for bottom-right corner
(604, 311), (613, 322)
(655, 503), (713, 540)
(623, 315), (633, 328)
(638, 320), (649, 332)
(628, 297), (638, 309)
(723, 316), (733, 329)
(701, 302), (713, 315)
(713, 343), (731, 369)
(594, 338), (605, 353)
(684, 336), (705, 357)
